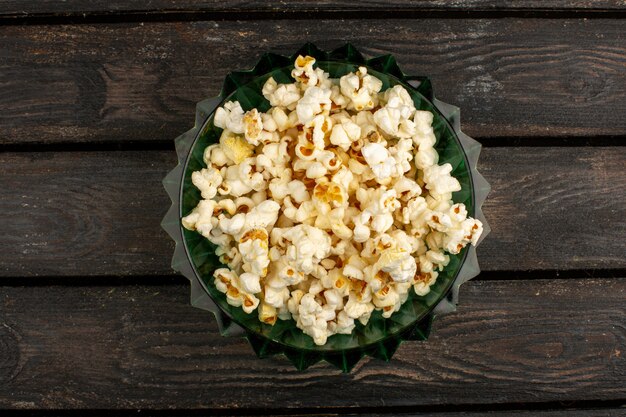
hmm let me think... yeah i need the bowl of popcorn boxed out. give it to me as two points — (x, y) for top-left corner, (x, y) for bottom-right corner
(162, 43), (490, 371)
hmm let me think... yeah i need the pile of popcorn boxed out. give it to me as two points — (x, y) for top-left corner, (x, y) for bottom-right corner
(182, 55), (483, 345)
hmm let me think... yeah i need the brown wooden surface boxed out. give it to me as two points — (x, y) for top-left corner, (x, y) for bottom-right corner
(342, 412), (626, 417)
(2, 0), (626, 16)
(1, 278), (624, 410)
(2, 18), (626, 146)
(1, 147), (624, 278)
(2, 1), (626, 415)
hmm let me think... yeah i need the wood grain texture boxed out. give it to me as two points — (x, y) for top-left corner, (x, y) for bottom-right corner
(0, 279), (624, 409)
(2, 18), (626, 145)
(343, 412), (626, 417)
(0, 147), (624, 277)
(2, 0), (626, 16)
(0, 151), (177, 277)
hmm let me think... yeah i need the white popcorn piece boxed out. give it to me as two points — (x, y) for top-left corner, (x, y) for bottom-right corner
(214, 101), (245, 134)
(297, 293), (329, 345)
(265, 285), (290, 308)
(282, 225), (332, 274)
(423, 163), (461, 195)
(268, 169), (292, 201)
(331, 166), (355, 193)
(244, 200), (280, 230)
(181, 199), (217, 238)
(339, 67), (382, 111)
(413, 270), (438, 296)
(258, 302), (278, 325)
(390, 138), (414, 175)
(238, 228), (270, 277)
(191, 167), (223, 200)
(233, 158), (264, 193)
(312, 181), (348, 215)
(242, 108), (264, 146)
(286, 180), (310, 203)
(278, 264), (305, 286)
(329, 310), (356, 335)
(261, 112), (278, 132)
(361, 142), (399, 183)
(373, 85), (416, 138)
(376, 246), (417, 283)
(329, 120), (361, 151)
(213, 268), (259, 313)
(262, 77), (301, 109)
(394, 176), (421, 202)
(239, 272), (262, 294)
(295, 114), (329, 160)
(219, 212), (246, 236)
(414, 145), (439, 170)
(412, 110), (437, 149)
(344, 292), (374, 321)
(221, 165), (253, 197)
(440, 205), (484, 254)
(283, 197), (317, 224)
(316, 150), (341, 172)
(296, 86), (332, 124)
(203, 144), (230, 168)
(291, 55), (317, 84)
(216, 245), (243, 271)
(420, 249), (450, 273)
(330, 85), (350, 109)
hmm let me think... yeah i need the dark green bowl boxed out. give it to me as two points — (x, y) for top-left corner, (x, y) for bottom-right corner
(164, 43), (489, 372)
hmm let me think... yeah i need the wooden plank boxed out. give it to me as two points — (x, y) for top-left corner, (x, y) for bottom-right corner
(0, 147), (624, 277)
(0, 279), (624, 409)
(2, 18), (626, 145)
(344, 412), (626, 417)
(1, 0), (626, 16)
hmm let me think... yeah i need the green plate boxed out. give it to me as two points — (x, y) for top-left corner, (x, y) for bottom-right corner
(162, 43), (491, 372)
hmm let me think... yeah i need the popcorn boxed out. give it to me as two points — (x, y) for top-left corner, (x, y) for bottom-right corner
(213, 268), (259, 313)
(339, 66), (383, 111)
(238, 228), (270, 277)
(203, 144), (229, 167)
(373, 85), (416, 138)
(216, 131), (252, 166)
(242, 109), (264, 146)
(295, 114), (329, 160)
(239, 272), (262, 294)
(214, 101), (245, 134)
(183, 57), (484, 345)
(282, 225), (332, 274)
(361, 142), (399, 183)
(329, 120), (361, 151)
(182, 199), (217, 237)
(258, 302), (278, 325)
(376, 246), (417, 283)
(423, 163), (462, 195)
(262, 77), (301, 108)
(191, 167), (223, 200)
(243, 200), (280, 231)
(413, 271), (438, 296)
(297, 293), (329, 345)
(292, 55), (317, 85)
(296, 86), (332, 124)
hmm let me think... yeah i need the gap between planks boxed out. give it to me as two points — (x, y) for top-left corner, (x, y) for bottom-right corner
(0, 402), (624, 416)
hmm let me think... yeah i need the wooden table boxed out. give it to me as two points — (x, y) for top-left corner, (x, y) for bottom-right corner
(1, 1), (625, 415)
